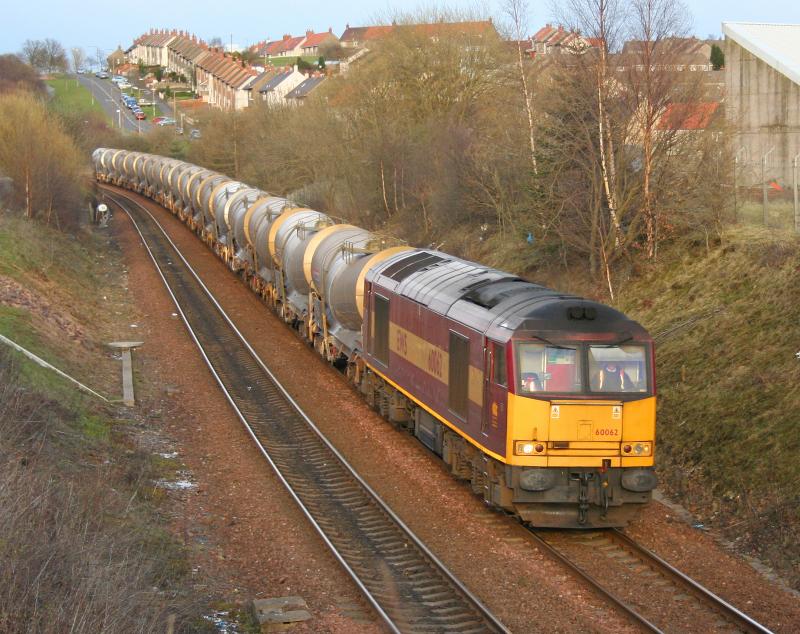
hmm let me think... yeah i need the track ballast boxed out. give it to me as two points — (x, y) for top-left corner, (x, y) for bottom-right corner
(102, 186), (508, 634)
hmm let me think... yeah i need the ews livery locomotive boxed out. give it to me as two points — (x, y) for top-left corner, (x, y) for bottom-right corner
(94, 148), (657, 528)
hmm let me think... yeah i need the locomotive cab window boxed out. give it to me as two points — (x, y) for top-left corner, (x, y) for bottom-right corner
(515, 342), (581, 394)
(491, 341), (507, 387)
(589, 345), (648, 393)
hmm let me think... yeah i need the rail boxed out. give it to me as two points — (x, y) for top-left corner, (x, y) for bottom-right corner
(101, 186), (508, 634)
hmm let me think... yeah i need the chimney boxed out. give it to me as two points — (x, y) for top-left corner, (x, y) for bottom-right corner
(283, 34), (291, 41)
(345, 23), (350, 29)
(328, 27), (332, 33)
(306, 30), (313, 38)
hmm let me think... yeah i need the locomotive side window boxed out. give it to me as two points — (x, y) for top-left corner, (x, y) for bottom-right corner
(448, 332), (469, 419)
(515, 343), (581, 394)
(372, 294), (390, 366)
(589, 345), (648, 393)
(491, 341), (507, 387)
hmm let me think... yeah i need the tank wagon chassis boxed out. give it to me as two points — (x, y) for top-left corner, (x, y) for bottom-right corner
(94, 148), (658, 529)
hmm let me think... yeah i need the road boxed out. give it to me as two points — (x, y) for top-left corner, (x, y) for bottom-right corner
(77, 74), (175, 135)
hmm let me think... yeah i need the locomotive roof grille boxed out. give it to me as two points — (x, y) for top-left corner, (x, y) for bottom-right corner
(462, 278), (545, 309)
(382, 252), (448, 282)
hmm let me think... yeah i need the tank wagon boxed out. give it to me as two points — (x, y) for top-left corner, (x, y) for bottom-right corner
(94, 148), (657, 528)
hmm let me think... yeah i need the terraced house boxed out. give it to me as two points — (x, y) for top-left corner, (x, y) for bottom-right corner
(130, 29), (178, 67)
(194, 51), (257, 111)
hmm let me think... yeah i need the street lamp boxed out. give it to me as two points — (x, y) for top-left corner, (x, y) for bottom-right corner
(116, 108), (121, 129)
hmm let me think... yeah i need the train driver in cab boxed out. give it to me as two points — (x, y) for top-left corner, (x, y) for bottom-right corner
(596, 362), (635, 392)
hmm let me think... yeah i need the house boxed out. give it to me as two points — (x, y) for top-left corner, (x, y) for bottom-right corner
(167, 36), (210, 88)
(285, 75), (326, 105)
(301, 29), (338, 57)
(257, 67), (305, 106)
(339, 20), (498, 48)
(617, 38), (712, 72)
(130, 30), (178, 67)
(507, 39), (534, 59)
(339, 25), (395, 49)
(656, 102), (721, 131)
(106, 48), (127, 73)
(259, 34), (307, 58)
(722, 22), (800, 186)
(194, 51), (257, 111)
(531, 24), (600, 55)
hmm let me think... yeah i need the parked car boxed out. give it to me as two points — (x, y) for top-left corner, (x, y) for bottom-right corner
(157, 118), (176, 127)
(151, 116), (167, 125)
(118, 81), (131, 89)
(134, 111), (146, 120)
(189, 128), (201, 139)
(95, 71), (109, 79)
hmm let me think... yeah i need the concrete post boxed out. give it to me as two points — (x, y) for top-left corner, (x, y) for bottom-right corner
(794, 153), (800, 234)
(762, 147), (774, 227)
(109, 341), (144, 406)
(733, 147), (746, 224)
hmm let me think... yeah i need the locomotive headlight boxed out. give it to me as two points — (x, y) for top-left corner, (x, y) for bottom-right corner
(633, 442), (652, 455)
(515, 441), (545, 455)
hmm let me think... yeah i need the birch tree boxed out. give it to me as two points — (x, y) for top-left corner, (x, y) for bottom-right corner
(502, 0), (538, 175)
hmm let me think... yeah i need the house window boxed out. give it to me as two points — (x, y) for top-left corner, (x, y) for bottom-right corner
(448, 331), (469, 419)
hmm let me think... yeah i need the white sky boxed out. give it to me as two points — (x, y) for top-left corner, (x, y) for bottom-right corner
(3, 0), (800, 58)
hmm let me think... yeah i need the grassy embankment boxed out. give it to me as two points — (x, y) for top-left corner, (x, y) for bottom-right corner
(617, 226), (800, 585)
(45, 74), (106, 118)
(0, 214), (210, 631)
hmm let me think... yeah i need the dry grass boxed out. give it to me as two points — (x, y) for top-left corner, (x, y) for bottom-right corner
(618, 225), (800, 586)
(0, 352), (211, 633)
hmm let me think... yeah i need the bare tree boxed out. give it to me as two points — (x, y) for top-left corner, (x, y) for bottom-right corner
(625, 0), (693, 259)
(558, 0), (626, 297)
(70, 47), (86, 74)
(20, 38), (67, 74)
(502, 0), (538, 175)
(19, 39), (47, 71)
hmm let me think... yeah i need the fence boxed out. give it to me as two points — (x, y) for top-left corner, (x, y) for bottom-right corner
(733, 148), (800, 232)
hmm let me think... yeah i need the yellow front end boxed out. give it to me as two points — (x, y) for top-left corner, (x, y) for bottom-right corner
(505, 393), (656, 467)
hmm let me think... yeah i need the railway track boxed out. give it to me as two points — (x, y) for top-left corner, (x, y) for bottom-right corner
(529, 528), (773, 634)
(102, 186), (508, 634)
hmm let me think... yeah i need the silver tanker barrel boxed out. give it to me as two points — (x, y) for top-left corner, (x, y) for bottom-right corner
(154, 158), (175, 202)
(121, 153), (141, 190)
(196, 174), (227, 236)
(250, 197), (290, 283)
(134, 155), (150, 192)
(209, 181), (247, 244)
(109, 150), (127, 184)
(97, 148), (116, 182)
(144, 155), (164, 195)
(129, 153), (144, 190)
(185, 169), (215, 224)
(269, 208), (332, 319)
(92, 148), (107, 180)
(303, 224), (373, 355)
(306, 228), (411, 356)
(175, 165), (202, 213)
(225, 187), (264, 256)
(168, 162), (194, 212)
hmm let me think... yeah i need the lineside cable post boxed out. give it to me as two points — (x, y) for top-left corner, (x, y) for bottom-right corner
(109, 341), (143, 406)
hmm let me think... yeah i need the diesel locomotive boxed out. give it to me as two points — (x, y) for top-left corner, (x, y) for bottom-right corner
(94, 148), (657, 528)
